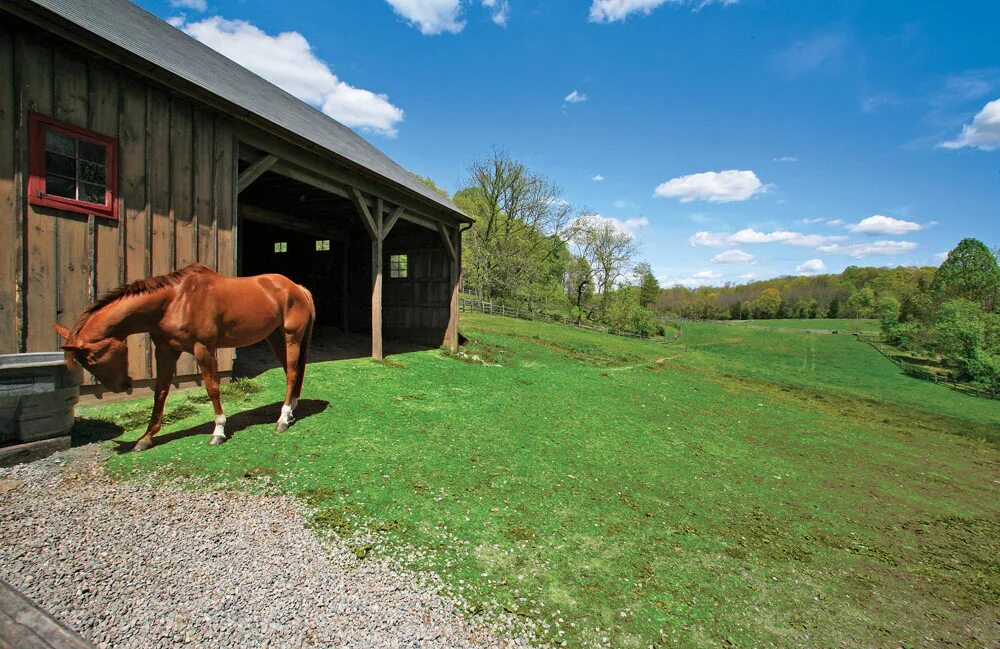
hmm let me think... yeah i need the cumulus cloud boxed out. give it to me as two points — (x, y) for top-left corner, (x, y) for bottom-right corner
(940, 97), (1000, 151)
(654, 170), (766, 203)
(690, 228), (845, 248)
(481, 0), (510, 25)
(795, 258), (826, 274)
(171, 0), (206, 10)
(384, 0), (465, 34)
(591, 174), (604, 182)
(693, 270), (722, 279)
(796, 217), (824, 225)
(179, 17), (404, 136)
(711, 249), (754, 264)
(933, 251), (949, 264)
(589, 0), (738, 23)
(826, 219), (843, 226)
(817, 240), (918, 258)
(846, 215), (929, 235)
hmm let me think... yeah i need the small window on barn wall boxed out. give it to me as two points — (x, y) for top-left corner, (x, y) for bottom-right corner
(315, 240), (330, 251)
(27, 112), (118, 220)
(389, 254), (408, 279)
(274, 242), (288, 253)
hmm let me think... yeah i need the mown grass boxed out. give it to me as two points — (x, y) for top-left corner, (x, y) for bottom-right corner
(80, 313), (999, 648)
(728, 317), (879, 332)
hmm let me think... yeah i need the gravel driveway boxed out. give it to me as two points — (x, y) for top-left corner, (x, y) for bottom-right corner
(0, 446), (525, 648)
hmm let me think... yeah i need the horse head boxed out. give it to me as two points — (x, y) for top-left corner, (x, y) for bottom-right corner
(52, 323), (133, 394)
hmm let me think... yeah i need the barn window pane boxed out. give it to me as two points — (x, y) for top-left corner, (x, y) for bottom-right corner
(45, 152), (75, 178)
(315, 240), (330, 251)
(45, 174), (75, 198)
(274, 242), (287, 253)
(45, 131), (75, 156)
(79, 140), (106, 164)
(390, 254), (408, 279)
(79, 182), (105, 204)
(79, 160), (106, 185)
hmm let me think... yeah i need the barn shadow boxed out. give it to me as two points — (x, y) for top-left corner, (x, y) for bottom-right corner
(111, 399), (329, 454)
(232, 325), (432, 379)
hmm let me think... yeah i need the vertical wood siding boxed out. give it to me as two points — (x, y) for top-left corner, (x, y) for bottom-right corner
(0, 26), (236, 382)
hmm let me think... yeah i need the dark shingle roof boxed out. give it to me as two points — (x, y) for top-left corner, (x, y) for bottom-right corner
(20, 0), (469, 222)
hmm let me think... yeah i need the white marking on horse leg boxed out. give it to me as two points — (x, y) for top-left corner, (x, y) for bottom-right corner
(278, 404), (293, 426)
(211, 414), (227, 441)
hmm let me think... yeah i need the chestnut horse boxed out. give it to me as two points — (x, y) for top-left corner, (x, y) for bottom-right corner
(53, 264), (315, 451)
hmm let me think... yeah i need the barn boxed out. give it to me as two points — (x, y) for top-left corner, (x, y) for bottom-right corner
(0, 0), (470, 395)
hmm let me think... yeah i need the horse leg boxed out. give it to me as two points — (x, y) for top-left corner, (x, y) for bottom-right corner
(133, 344), (179, 452)
(193, 343), (226, 446)
(275, 332), (302, 433)
(292, 319), (312, 402)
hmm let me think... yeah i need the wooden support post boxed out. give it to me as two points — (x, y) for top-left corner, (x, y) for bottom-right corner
(371, 198), (384, 360)
(445, 226), (460, 352)
(382, 205), (404, 237)
(236, 154), (278, 194)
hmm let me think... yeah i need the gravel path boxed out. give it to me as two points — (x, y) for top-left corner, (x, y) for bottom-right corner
(0, 446), (525, 648)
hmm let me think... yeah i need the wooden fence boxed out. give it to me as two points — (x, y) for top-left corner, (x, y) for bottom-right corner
(459, 295), (655, 340)
(856, 334), (1000, 400)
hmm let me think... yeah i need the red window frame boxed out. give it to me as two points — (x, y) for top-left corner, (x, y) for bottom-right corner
(28, 112), (118, 220)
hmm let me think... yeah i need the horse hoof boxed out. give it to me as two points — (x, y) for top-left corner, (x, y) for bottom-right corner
(133, 439), (152, 452)
(209, 434), (227, 446)
(275, 421), (290, 434)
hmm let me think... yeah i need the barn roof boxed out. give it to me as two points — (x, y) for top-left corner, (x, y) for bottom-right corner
(15, 0), (471, 223)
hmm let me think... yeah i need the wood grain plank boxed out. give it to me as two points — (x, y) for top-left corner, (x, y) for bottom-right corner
(88, 62), (121, 298)
(193, 108), (214, 269)
(0, 31), (17, 353)
(19, 38), (56, 353)
(213, 117), (234, 372)
(147, 88), (171, 378)
(52, 51), (91, 362)
(169, 99), (196, 376)
(121, 78), (150, 380)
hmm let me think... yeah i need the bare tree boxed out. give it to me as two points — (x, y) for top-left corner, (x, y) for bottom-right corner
(574, 215), (639, 315)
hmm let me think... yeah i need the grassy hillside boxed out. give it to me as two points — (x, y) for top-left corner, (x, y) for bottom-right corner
(727, 317), (879, 331)
(79, 313), (999, 648)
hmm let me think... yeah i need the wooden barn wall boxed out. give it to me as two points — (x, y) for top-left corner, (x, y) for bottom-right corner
(382, 223), (451, 342)
(0, 24), (236, 382)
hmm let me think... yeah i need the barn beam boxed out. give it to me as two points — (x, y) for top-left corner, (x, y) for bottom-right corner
(444, 228), (461, 352)
(350, 187), (379, 240)
(437, 223), (457, 261)
(237, 202), (347, 240)
(371, 197), (384, 361)
(382, 206), (404, 238)
(237, 154), (278, 194)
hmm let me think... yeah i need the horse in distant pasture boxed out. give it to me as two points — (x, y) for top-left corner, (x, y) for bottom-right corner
(52, 264), (315, 451)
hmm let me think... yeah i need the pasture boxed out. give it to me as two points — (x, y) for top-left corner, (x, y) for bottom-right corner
(78, 314), (999, 648)
(727, 318), (879, 332)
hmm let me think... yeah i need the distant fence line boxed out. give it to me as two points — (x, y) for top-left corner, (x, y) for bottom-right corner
(856, 334), (1000, 401)
(459, 295), (666, 341)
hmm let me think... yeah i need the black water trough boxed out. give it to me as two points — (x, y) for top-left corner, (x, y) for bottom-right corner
(0, 353), (81, 466)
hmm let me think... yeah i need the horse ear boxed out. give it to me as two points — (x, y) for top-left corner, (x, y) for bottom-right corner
(52, 323), (71, 340)
(60, 344), (83, 353)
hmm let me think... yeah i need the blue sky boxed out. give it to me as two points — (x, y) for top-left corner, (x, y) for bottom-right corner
(142, 0), (1000, 287)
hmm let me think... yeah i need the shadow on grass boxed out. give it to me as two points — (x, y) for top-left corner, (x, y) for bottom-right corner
(111, 399), (330, 454)
(71, 418), (126, 447)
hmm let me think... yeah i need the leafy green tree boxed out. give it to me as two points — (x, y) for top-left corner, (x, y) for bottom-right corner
(413, 173), (450, 199)
(932, 298), (985, 362)
(753, 288), (782, 319)
(845, 287), (876, 319)
(634, 262), (660, 307)
(932, 238), (1000, 312)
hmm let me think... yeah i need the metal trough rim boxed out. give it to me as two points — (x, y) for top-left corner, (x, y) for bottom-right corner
(0, 352), (67, 370)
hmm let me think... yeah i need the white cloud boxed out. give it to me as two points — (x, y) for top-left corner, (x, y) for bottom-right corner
(565, 90), (588, 104)
(826, 219), (843, 226)
(385, 0), (465, 34)
(817, 240), (918, 258)
(613, 199), (636, 209)
(846, 214), (928, 235)
(589, 0), (738, 23)
(179, 17), (404, 137)
(933, 251), (949, 264)
(167, 15), (186, 27)
(773, 155), (797, 162)
(690, 228), (845, 248)
(939, 97), (1000, 151)
(481, 0), (510, 25)
(796, 217), (823, 225)
(795, 258), (826, 274)
(692, 270), (722, 279)
(591, 174), (604, 182)
(738, 273), (757, 281)
(654, 170), (766, 203)
(711, 249), (754, 264)
(171, 0), (206, 11)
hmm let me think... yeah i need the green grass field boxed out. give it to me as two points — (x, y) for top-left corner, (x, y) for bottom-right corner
(78, 313), (999, 648)
(727, 318), (879, 332)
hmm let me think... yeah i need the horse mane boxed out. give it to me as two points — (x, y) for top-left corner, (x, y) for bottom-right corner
(70, 264), (213, 336)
